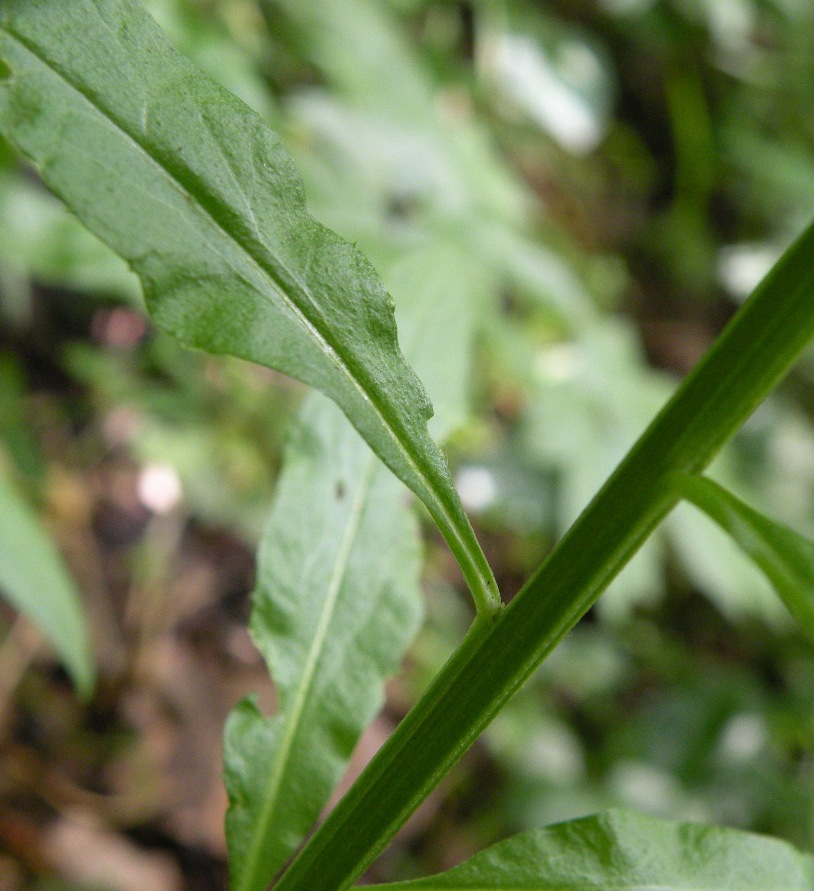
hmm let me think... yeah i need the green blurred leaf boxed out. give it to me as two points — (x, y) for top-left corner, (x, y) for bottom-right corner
(385, 245), (481, 442)
(265, 0), (434, 125)
(365, 810), (814, 889)
(0, 468), (94, 697)
(0, 175), (140, 301)
(0, 353), (43, 479)
(268, 0), (528, 228)
(0, 0), (497, 614)
(666, 498), (783, 625)
(671, 472), (814, 640)
(521, 320), (674, 618)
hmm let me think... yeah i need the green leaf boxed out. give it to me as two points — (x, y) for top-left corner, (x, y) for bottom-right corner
(265, 0), (529, 229)
(265, 0), (433, 125)
(224, 393), (424, 891)
(670, 472), (814, 639)
(223, 243), (478, 891)
(384, 246), (481, 443)
(363, 810), (814, 890)
(0, 468), (94, 697)
(0, 0), (498, 615)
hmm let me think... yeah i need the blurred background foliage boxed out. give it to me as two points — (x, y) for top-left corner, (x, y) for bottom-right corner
(2, 0), (814, 887)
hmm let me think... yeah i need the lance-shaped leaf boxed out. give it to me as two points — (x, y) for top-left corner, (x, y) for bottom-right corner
(671, 472), (814, 639)
(0, 469), (94, 697)
(223, 246), (480, 891)
(365, 809), (814, 890)
(223, 393), (423, 891)
(0, 0), (498, 615)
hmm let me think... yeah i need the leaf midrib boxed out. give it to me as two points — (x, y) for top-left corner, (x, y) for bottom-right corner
(0, 17), (492, 609)
(238, 454), (378, 891)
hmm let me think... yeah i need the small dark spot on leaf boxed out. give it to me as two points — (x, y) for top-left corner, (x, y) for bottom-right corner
(0, 60), (12, 81)
(335, 481), (346, 500)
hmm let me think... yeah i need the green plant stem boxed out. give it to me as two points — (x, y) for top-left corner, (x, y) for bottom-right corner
(273, 219), (814, 891)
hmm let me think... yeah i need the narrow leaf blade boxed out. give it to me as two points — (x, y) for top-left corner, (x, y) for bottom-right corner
(0, 470), (94, 697)
(365, 810), (814, 890)
(223, 244), (480, 891)
(0, 0), (497, 614)
(223, 393), (423, 891)
(671, 472), (814, 639)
